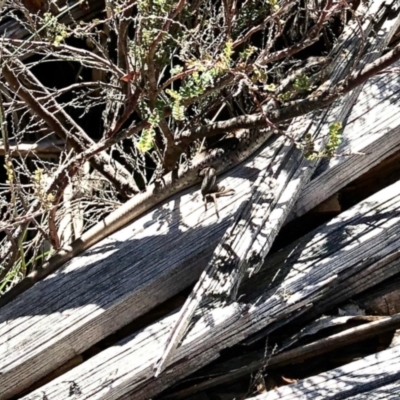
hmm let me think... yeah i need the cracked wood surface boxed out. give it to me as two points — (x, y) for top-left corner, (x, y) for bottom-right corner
(0, 133), (279, 399)
(154, 0), (390, 376)
(21, 165), (400, 400)
(161, 314), (400, 399)
(1, 2), (399, 399)
(247, 343), (400, 400)
(293, 9), (400, 218)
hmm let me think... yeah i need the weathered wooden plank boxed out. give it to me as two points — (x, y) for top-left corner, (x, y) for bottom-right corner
(292, 80), (400, 218)
(246, 345), (400, 399)
(354, 273), (400, 315)
(0, 3), (394, 398)
(160, 314), (400, 399)
(154, 0), (388, 374)
(21, 175), (400, 400)
(346, 380), (400, 399)
(292, 8), (400, 218)
(0, 134), (281, 399)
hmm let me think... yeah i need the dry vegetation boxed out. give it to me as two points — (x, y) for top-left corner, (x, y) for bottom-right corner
(0, 0), (399, 296)
(3, 1), (400, 399)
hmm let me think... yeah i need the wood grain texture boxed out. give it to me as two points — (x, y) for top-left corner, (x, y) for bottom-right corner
(345, 380), (400, 400)
(0, 1), (398, 398)
(292, 9), (400, 218)
(21, 174), (400, 400)
(159, 314), (400, 399)
(153, 0), (385, 374)
(1, 2), (396, 398)
(0, 136), (281, 399)
(247, 344), (400, 399)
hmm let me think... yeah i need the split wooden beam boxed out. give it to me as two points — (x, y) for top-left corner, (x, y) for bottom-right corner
(246, 343), (400, 399)
(154, 0), (391, 376)
(1, 2), (399, 398)
(21, 164), (400, 400)
(292, 9), (400, 219)
(162, 314), (400, 399)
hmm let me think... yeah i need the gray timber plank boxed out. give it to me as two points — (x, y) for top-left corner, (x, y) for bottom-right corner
(346, 380), (400, 400)
(0, 2), (395, 398)
(292, 11), (400, 218)
(247, 345), (400, 400)
(21, 175), (400, 400)
(0, 135), (281, 399)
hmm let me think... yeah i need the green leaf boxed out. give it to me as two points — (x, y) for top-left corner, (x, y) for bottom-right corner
(268, 0), (280, 11)
(239, 46), (257, 61)
(325, 122), (343, 157)
(171, 65), (184, 75)
(293, 75), (311, 91)
(264, 83), (276, 92)
(278, 92), (292, 102)
(172, 102), (185, 121)
(252, 67), (267, 83)
(138, 128), (155, 152)
(166, 89), (182, 101)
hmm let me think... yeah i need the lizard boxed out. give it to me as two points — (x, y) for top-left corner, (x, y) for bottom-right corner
(0, 53), (338, 310)
(153, 56), (336, 377)
(0, 128), (273, 309)
(0, 58), (334, 307)
(199, 167), (235, 218)
(0, 56), (336, 316)
(128, 0), (400, 379)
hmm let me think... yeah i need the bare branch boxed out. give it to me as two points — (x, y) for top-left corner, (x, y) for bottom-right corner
(179, 40), (400, 144)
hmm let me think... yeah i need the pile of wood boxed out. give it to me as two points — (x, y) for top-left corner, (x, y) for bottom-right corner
(3, 1), (400, 399)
